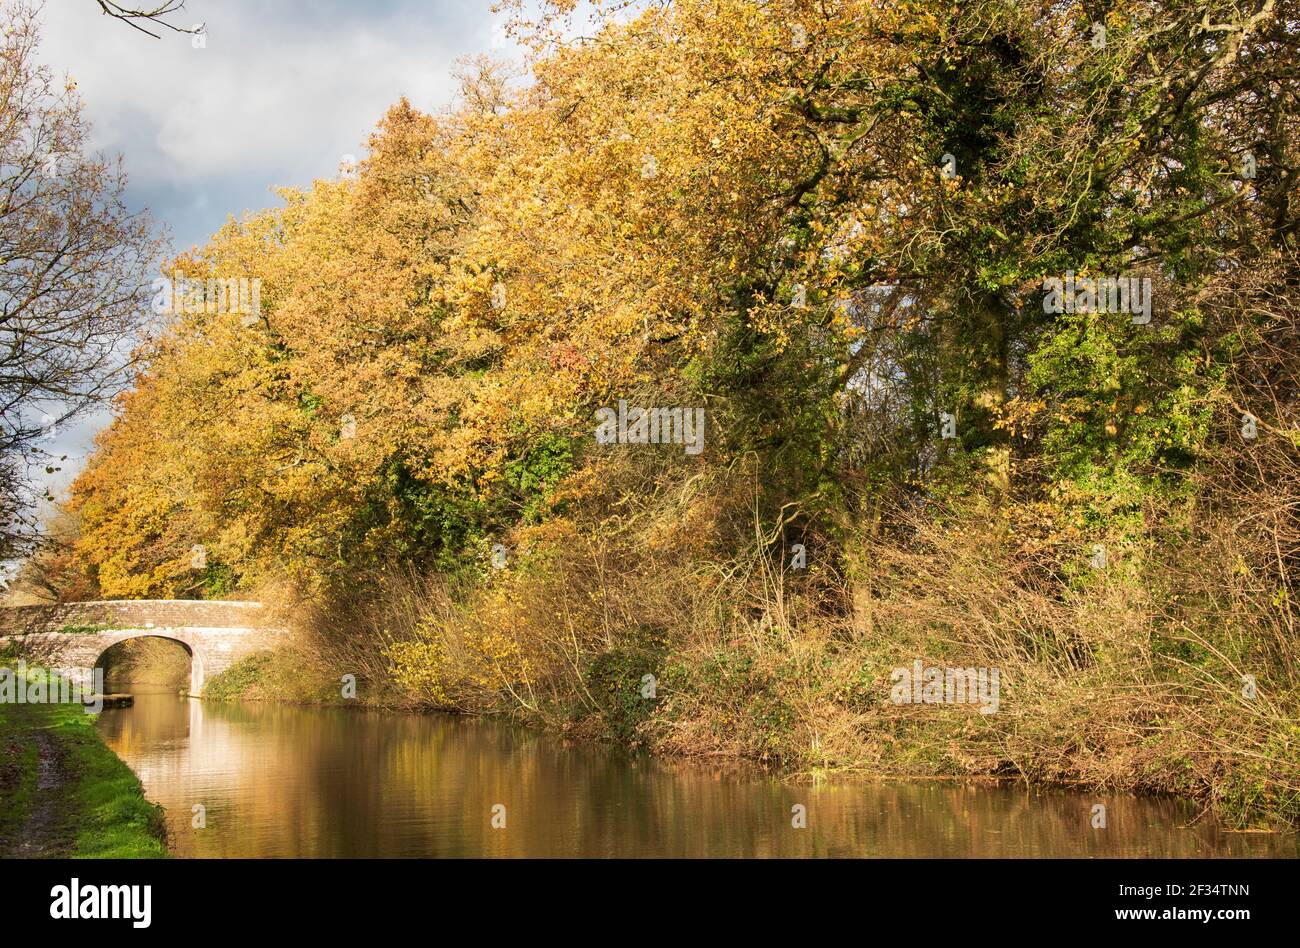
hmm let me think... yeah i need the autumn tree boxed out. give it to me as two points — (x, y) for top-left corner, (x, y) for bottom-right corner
(69, 0), (1300, 587)
(53, 0), (1294, 624)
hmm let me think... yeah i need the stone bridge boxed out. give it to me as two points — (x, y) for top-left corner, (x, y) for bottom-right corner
(0, 600), (286, 696)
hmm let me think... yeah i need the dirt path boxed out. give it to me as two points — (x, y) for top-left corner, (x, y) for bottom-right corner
(10, 725), (73, 858)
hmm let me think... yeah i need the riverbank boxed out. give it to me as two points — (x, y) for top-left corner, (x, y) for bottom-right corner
(0, 695), (169, 858)
(182, 487), (1300, 837)
(204, 592), (1300, 839)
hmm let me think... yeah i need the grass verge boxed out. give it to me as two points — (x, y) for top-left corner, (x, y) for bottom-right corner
(0, 691), (168, 858)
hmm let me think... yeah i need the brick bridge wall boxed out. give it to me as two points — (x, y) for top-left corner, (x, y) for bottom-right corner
(0, 601), (286, 697)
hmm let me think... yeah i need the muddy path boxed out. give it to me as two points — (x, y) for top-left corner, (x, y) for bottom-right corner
(3, 718), (74, 858)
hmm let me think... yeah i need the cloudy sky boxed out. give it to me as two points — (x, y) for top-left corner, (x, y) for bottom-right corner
(30, 0), (514, 501)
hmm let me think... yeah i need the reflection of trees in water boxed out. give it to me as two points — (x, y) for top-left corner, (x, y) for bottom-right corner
(99, 703), (1300, 858)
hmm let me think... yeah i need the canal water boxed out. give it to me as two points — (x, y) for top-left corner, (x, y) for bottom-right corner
(97, 690), (1298, 858)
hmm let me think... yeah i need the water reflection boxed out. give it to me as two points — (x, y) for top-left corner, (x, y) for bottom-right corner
(97, 693), (1299, 858)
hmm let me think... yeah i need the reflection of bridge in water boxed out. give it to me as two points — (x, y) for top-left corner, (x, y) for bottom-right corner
(0, 600), (286, 696)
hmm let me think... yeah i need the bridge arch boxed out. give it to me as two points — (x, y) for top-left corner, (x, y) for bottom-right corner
(93, 632), (207, 696)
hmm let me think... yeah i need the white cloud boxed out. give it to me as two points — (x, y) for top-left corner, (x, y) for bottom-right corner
(35, 0), (506, 240)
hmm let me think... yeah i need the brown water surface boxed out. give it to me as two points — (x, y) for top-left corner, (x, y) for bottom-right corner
(97, 691), (1298, 858)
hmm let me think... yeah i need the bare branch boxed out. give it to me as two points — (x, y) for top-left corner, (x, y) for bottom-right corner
(94, 1), (202, 39)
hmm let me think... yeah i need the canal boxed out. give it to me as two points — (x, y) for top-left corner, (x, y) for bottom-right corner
(97, 690), (1298, 857)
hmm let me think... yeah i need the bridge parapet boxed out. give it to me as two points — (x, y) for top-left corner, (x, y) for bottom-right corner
(0, 600), (275, 635)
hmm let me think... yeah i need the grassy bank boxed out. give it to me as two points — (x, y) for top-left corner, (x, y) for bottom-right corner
(0, 688), (168, 858)
(203, 650), (349, 705)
